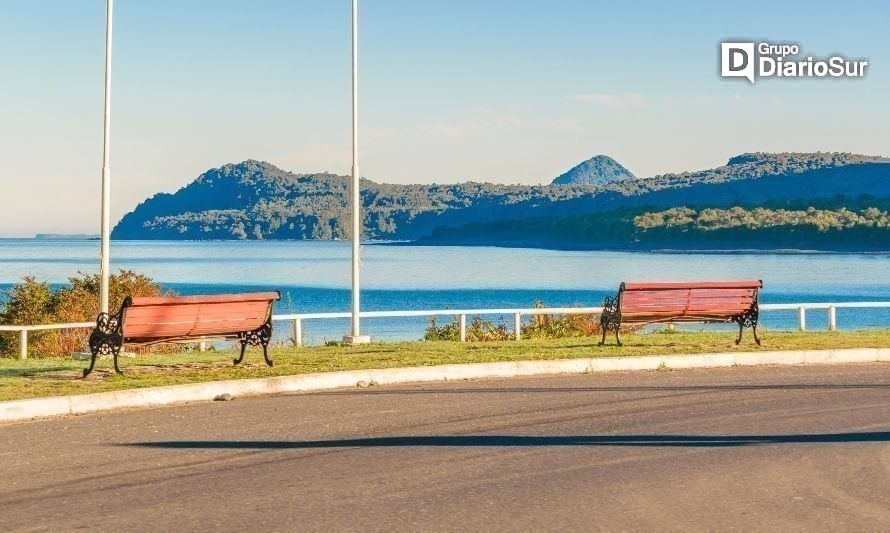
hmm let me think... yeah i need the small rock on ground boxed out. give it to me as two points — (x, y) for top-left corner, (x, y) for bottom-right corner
(356, 381), (371, 388)
(214, 393), (234, 401)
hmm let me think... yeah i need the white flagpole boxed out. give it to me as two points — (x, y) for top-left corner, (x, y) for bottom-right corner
(99, 0), (114, 314)
(345, 0), (369, 344)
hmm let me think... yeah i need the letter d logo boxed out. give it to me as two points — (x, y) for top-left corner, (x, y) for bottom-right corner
(721, 42), (755, 83)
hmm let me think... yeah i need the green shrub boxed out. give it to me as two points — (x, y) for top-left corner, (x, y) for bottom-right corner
(0, 270), (171, 357)
(522, 301), (603, 339)
(425, 315), (511, 342)
(424, 316), (459, 341)
(0, 277), (57, 355)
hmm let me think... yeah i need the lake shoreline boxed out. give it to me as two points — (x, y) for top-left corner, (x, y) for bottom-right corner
(5, 237), (889, 255)
(377, 240), (890, 255)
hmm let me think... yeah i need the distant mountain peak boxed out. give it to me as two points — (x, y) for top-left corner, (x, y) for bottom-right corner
(194, 160), (293, 186)
(551, 155), (636, 186)
(219, 159), (286, 175)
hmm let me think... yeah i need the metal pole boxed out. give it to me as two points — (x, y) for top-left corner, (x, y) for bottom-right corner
(828, 306), (837, 331)
(19, 330), (27, 360)
(351, 0), (359, 336)
(514, 312), (522, 341)
(797, 307), (806, 331)
(293, 318), (303, 347)
(344, 0), (369, 344)
(99, 0), (114, 314)
(459, 314), (467, 342)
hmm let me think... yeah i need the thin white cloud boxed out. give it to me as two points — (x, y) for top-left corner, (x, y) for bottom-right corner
(417, 113), (579, 138)
(662, 93), (780, 107)
(569, 93), (649, 109)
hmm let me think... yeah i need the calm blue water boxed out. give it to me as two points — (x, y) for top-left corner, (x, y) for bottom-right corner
(1, 240), (889, 344)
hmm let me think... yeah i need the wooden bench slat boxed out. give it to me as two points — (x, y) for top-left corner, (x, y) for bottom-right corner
(622, 308), (751, 317)
(622, 304), (754, 312)
(621, 306), (751, 318)
(623, 292), (757, 300)
(622, 281), (762, 291)
(621, 309), (752, 317)
(622, 298), (756, 306)
(130, 292), (281, 307)
(623, 300), (755, 309)
(624, 291), (758, 298)
(621, 315), (742, 324)
(622, 303), (755, 310)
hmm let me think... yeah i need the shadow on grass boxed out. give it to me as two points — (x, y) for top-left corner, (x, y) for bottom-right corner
(0, 365), (79, 377)
(130, 431), (890, 449)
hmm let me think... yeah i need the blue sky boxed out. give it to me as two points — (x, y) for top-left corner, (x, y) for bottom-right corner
(1, 0), (888, 236)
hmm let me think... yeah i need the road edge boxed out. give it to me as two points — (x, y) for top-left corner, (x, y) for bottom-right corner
(2, 347), (887, 423)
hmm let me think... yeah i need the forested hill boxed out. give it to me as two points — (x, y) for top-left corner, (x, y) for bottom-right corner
(112, 161), (598, 240)
(419, 204), (890, 252)
(112, 152), (890, 242)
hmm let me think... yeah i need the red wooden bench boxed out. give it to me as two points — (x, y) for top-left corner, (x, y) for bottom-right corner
(84, 291), (281, 377)
(599, 281), (762, 346)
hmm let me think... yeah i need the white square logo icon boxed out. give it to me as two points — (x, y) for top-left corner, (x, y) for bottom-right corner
(721, 42), (755, 83)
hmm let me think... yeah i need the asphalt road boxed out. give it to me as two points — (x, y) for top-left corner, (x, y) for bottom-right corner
(1, 363), (889, 532)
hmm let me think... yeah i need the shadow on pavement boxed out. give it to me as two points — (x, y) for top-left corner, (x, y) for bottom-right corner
(130, 431), (890, 449)
(309, 384), (890, 396)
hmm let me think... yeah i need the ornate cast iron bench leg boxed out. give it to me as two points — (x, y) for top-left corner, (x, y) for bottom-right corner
(599, 295), (621, 346)
(735, 303), (761, 346)
(262, 343), (273, 367)
(233, 343), (247, 366)
(84, 298), (129, 378)
(235, 319), (274, 367)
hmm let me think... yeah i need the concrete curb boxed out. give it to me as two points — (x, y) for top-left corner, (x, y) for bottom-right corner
(1, 348), (887, 423)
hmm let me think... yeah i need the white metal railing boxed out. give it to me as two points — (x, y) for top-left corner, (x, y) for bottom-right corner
(0, 322), (94, 360)
(2, 302), (889, 359)
(275, 302), (890, 347)
(273, 306), (605, 346)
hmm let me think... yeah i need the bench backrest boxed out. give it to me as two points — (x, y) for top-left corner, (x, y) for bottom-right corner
(122, 292), (280, 342)
(619, 281), (761, 323)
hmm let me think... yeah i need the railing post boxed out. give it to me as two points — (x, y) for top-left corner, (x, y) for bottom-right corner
(19, 329), (27, 360)
(798, 307), (806, 331)
(828, 306), (836, 331)
(199, 342), (206, 352)
(292, 318), (303, 347)
(459, 314), (466, 343)
(514, 312), (521, 341)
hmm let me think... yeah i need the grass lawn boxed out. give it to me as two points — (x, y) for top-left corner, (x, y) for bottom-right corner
(1, 329), (889, 402)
